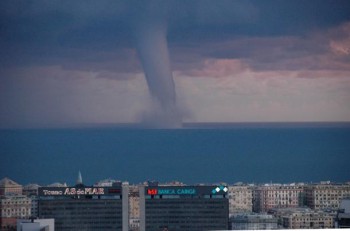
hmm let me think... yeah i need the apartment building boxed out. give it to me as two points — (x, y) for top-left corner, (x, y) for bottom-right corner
(253, 184), (305, 213)
(228, 185), (253, 215)
(0, 178), (23, 196)
(282, 210), (333, 229)
(305, 182), (350, 210)
(1, 195), (32, 231)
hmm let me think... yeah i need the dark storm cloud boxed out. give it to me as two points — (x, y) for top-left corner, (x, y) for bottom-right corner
(1, 0), (350, 72)
(167, 0), (350, 43)
(0, 1), (131, 70)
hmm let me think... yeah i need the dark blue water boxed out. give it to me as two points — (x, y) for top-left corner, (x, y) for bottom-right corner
(1, 124), (350, 186)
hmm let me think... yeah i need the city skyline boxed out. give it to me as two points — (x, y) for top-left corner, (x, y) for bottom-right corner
(2, 176), (350, 230)
(1, 1), (350, 128)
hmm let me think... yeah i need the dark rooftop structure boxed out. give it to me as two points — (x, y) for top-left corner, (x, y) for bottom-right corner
(336, 198), (350, 228)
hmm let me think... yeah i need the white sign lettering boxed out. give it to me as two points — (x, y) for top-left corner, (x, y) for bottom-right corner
(42, 187), (105, 196)
(43, 190), (63, 195)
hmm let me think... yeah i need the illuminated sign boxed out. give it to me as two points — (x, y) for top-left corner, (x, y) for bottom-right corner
(42, 187), (104, 196)
(211, 186), (228, 194)
(147, 188), (196, 195)
(147, 189), (158, 195)
(39, 187), (121, 196)
(145, 186), (228, 196)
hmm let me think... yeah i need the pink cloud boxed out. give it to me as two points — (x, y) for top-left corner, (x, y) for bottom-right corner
(329, 23), (350, 56)
(174, 22), (350, 77)
(177, 59), (248, 77)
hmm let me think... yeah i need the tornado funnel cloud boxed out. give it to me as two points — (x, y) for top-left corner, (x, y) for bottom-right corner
(135, 21), (181, 128)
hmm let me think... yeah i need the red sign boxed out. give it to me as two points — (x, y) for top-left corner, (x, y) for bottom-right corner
(147, 189), (158, 195)
(108, 189), (121, 194)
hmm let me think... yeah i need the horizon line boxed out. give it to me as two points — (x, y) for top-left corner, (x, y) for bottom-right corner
(1, 121), (350, 130)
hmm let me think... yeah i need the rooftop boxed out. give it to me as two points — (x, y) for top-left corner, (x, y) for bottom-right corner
(0, 177), (21, 187)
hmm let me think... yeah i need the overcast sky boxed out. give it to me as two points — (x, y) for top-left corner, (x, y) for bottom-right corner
(1, 0), (350, 128)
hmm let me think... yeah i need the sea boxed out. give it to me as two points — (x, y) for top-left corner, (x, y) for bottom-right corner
(1, 122), (350, 186)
